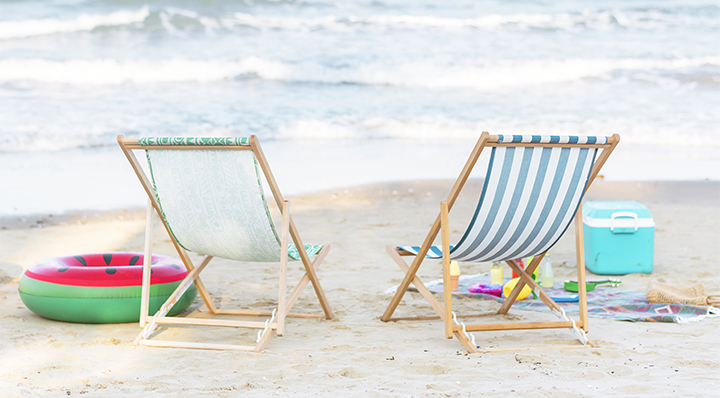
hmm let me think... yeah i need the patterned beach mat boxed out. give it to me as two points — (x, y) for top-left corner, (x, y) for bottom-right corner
(397, 274), (717, 323)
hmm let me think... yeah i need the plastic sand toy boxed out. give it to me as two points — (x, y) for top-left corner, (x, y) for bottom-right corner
(564, 279), (621, 292)
(469, 284), (503, 297)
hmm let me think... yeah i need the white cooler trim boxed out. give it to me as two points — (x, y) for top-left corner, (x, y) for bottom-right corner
(583, 213), (655, 231)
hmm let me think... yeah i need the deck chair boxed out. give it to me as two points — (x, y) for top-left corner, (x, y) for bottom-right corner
(117, 135), (333, 352)
(381, 132), (619, 353)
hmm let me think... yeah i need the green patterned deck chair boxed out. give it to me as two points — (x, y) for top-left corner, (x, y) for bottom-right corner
(118, 135), (333, 352)
(381, 132), (620, 353)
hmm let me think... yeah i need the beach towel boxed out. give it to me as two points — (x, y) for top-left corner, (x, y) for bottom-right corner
(391, 273), (717, 323)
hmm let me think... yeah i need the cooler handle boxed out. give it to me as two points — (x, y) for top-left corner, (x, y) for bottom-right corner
(610, 211), (638, 232)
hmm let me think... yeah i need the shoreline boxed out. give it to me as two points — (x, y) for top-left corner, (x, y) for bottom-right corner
(2, 138), (719, 218)
(2, 179), (717, 230)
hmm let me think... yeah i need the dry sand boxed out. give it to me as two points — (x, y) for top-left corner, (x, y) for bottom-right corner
(1, 180), (718, 397)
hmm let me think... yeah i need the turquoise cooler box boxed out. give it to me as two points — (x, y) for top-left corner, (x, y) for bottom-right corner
(582, 201), (654, 275)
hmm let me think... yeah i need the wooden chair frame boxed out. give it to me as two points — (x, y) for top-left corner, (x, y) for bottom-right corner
(118, 135), (334, 351)
(381, 132), (620, 353)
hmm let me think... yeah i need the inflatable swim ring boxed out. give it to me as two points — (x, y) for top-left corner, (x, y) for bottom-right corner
(19, 252), (197, 324)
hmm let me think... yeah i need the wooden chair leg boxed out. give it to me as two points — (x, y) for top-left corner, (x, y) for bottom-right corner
(382, 241), (436, 321)
(505, 258), (565, 315)
(192, 273), (216, 313)
(497, 254), (545, 315)
(575, 204), (589, 332)
(454, 329), (478, 353)
(254, 326), (275, 352)
(134, 256), (213, 345)
(140, 198), (154, 328)
(185, 256), (216, 312)
(386, 246), (446, 322)
(277, 200), (290, 336)
(283, 245), (329, 317)
(441, 201), (453, 339)
(164, 257), (212, 313)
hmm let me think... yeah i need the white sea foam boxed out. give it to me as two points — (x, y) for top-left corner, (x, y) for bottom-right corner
(275, 117), (485, 141)
(0, 7), (150, 40)
(272, 117), (720, 147)
(0, 57), (259, 85)
(2, 114), (715, 155)
(1, 56), (718, 88)
(224, 10), (719, 32)
(2, 7), (712, 42)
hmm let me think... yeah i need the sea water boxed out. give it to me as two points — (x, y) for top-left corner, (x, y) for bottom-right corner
(0, 0), (718, 216)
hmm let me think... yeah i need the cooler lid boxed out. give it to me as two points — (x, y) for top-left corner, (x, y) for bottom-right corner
(582, 201), (655, 229)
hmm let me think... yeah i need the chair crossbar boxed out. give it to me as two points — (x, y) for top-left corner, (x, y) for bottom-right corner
(456, 321), (582, 332)
(138, 340), (260, 352)
(491, 134), (608, 145)
(214, 309), (324, 319)
(154, 317), (276, 329)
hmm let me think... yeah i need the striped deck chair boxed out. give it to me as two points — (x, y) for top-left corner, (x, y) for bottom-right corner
(381, 132), (620, 353)
(118, 135), (333, 352)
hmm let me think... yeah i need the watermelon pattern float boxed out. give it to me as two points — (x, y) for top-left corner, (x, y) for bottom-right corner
(19, 252), (197, 323)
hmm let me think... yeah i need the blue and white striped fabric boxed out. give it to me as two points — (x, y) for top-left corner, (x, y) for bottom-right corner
(398, 245), (453, 258)
(399, 135), (605, 261)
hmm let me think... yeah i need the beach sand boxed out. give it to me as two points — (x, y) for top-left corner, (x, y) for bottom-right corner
(1, 180), (718, 397)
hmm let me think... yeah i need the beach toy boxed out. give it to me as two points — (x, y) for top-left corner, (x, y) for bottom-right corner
(550, 295), (579, 303)
(449, 261), (460, 275)
(503, 277), (532, 300)
(18, 252), (197, 323)
(468, 284), (503, 297)
(450, 261), (460, 291)
(564, 279), (621, 293)
(449, 261), (460, 291)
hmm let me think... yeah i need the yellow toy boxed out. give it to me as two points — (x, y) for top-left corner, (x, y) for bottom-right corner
(503, 277), (532, 300)
(449, 261), (460, 291)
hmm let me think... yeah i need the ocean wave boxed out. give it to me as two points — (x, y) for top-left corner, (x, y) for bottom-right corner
(0, 57), (267, 85)
(0, 6), (716, 41)
(0, 127), (230, 153)
(275, 117), (720, 147)
(226, 9), (719, 32)
(3, 116), (717, 154)
(0, 7), (150, 40)
(118, 8), (720, 35)
(0, 56), (718, 88)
